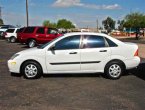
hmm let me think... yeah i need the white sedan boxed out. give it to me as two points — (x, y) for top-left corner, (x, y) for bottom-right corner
(8, 32), (140, 79)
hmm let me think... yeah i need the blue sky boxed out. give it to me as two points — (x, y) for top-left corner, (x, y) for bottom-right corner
(0, 0), (145, 28)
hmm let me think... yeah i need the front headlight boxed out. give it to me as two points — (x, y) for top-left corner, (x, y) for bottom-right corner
(10, 54), (20, 60)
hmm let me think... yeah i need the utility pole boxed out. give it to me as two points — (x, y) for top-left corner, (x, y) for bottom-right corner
(26, 0), (29, 26)
(96, 19), (99, 32)
(0, 6), (2, 19)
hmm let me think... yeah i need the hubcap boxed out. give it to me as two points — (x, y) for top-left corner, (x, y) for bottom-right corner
(29, 41), (35, 47)
(11, 38), (15, 42)
(109, 64), (121, 78)
(25, 64), (38, 78)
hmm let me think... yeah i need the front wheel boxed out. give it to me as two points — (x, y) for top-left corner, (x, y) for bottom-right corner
(28, 39), (36, 48)
(105, 61), (124, 79)
(21, 61), (42, 79)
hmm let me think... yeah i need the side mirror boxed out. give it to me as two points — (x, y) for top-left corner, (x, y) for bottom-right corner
(49, 45), (55, 51)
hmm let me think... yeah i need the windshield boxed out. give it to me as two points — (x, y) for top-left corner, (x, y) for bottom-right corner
(37, 35), (64, 49)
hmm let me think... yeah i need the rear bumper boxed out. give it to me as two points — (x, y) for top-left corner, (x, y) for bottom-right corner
(124, 57), (140, 69)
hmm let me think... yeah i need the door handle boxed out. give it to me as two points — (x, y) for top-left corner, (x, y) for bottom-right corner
(69, 52), (77, 54)
(36, 35), (39, 37)
(99, 50), (107, 52)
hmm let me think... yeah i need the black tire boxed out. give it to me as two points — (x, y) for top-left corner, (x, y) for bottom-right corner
(105, 61), (124, 80)
(28, 39), (36, 48)
(21, 61), (42, 79)
(10, 37), (16, 43)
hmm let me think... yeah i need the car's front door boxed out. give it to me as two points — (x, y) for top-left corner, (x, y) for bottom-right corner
(46, 35), (81, 72)
(80, 35), (111, 72)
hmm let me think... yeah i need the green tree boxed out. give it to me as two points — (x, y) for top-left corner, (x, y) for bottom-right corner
(102, 17), (116, 33)
(43, 20), (57, 28)
(123, 12), (145, 39)
(0, 19), (4, 25)
(57, 19), (75, 29)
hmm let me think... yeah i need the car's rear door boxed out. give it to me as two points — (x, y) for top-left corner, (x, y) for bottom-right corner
(35, 27), (46, 44)
(80, 35), (111, 72)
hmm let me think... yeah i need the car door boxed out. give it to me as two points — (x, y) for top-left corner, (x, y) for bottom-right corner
(35, 27), (46, 44)
(80, 35), (111, 72)
(46, 35), (81, 72)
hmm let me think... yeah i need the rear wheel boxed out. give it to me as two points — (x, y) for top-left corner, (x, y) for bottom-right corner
(10, 36), (16, 43)
(105, 61), (124, 79)
(21, 61), (42, 79)
(28, 39), (36, 48)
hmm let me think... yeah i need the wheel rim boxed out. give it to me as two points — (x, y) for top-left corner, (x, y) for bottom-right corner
(25, 64), (38, 78)
(11, 37), (16, 42)
(29, 40), (35, 47)
(109, 64), (121, 78)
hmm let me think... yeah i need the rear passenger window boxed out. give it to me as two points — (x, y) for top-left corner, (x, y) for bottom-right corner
(24, 27), (35, 33)
(105, 37), (118, 47)
(6, 29), (15, 33)
(36, 28), (45, 34)
(83, 35), (106, 48)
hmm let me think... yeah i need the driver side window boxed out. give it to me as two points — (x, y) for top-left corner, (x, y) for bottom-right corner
(54, 35), (80, 50)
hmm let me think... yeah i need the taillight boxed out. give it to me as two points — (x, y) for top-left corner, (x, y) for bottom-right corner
(4, 32), (7, 36)
(134, 49), (139, 56)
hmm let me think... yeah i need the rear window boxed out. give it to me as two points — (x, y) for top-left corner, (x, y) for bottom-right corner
(105, 37), (118, 47)
(6, 29), (15, 33)
(24, 27), (35, 33)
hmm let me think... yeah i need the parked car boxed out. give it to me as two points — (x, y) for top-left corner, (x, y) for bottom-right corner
(18, 26), (62, 47)
(17, 27), (26, 42)
(0, 25), (15, 39)
(4, 28), (19, 42)
(8, 32), (140, 79)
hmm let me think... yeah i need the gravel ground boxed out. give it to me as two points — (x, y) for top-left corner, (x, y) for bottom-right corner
(0, 38), (145, 110)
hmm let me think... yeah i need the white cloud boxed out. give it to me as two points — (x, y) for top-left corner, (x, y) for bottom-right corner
(52, 0), (82, 7)
(52, 0), (121, 10)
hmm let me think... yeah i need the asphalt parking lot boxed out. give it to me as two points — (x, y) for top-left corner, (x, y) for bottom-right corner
(0, 38), (145, 110)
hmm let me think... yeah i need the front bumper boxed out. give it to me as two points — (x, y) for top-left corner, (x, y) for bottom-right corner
(8, 60), (20, 73)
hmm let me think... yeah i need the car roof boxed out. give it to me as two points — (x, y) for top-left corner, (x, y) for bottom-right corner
(0, 25), (15, 28)
(64, 32), (108, 36)
(7, 28), (19, 30)
(63, 32), (124, 45)
(25, 26), (57, 29)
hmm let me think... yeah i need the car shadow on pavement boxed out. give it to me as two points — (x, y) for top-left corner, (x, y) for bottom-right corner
(129, 63), (145, 81)
(43, 73), (102, 78)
